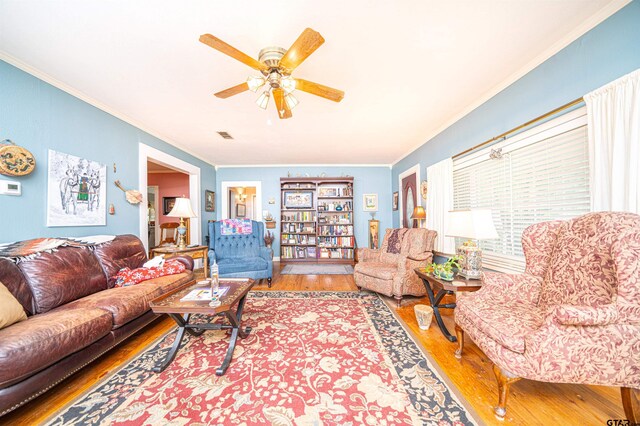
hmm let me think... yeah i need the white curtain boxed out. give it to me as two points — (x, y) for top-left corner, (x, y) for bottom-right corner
(585, 68), (640, 213)
(425, 158), (455, 254)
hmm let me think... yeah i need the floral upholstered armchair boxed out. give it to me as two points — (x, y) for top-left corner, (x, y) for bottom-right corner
(454, 212), (640, 421)
(354, 228), (437, 306)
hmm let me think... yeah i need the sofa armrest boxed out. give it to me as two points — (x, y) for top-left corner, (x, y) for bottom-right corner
(480, 272), (543, 305)
(171, 255), (194, 271)
(357, 247), (380, 262)
(259, 246), (273, 262)
(549, 304), (620, 326)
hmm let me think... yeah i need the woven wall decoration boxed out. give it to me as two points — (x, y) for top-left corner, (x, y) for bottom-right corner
(0, 139), (36, 176)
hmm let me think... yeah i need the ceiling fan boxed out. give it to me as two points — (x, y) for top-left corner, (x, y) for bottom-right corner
(199, 28), (344, 119)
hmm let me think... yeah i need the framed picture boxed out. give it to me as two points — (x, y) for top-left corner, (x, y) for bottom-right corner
(163, 197), (177, 215)
(236, 203), (246, 217)
(318, 187), (338, 197)
(47, 149), (107, 227)
(392, 192), (399, 211)
(363, 194), (378, 211)
(205, 190), (215, 212)
(368, 219), (380, 249)
(283, 190), (314, 209)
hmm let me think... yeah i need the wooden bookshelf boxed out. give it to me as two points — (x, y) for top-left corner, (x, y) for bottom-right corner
(280, 177), (355, 263)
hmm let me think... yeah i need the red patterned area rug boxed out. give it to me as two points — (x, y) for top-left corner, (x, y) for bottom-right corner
(47, 292), (479, 425)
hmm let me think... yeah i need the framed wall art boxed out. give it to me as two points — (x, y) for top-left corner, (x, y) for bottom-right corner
(205, 190), (215, 212)
(236, 203), (246, 217)
(163, 197), (177, 215)
(47, 149), (106, 227)
(392, 192), (399, 211)
(363, 193), (378, 212)
(283, 191), (314, 209)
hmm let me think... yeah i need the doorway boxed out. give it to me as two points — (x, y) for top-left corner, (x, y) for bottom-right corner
(138, 144), (201, 251)
(220, 181), (262, 221)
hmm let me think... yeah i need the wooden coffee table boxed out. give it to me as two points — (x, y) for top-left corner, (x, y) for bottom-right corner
(414, 268), (482, 342)
(149, 278), (254, 375)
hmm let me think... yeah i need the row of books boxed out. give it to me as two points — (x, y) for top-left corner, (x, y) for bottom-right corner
(319, 248), (354, 259)
(282, 211), (315, 222)
(282, 234), (316, 245)
(317, 236), (354, 247)
(282, 223), (315, 233)
(318, 225), (353, 236)
(318, 213), (351, 224)
(281, 246), (317, 259)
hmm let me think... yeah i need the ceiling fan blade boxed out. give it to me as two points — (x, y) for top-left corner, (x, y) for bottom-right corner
(199, 34), (268, 72)
(295, 79), (344, 102)
(273, 88), (292, 119)
(279, 28), (325, 72)
(214, 82), (249, 99)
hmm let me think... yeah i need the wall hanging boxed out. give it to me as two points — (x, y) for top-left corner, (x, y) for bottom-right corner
(0, 139), (36, 176)
(114, 180), (143, 204)
(47, 149), (106, 227)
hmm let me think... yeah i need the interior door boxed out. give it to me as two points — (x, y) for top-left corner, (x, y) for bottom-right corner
(402, 173), (417, 228)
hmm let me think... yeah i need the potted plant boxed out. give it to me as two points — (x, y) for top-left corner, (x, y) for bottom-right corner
(424, 255), (462, 281)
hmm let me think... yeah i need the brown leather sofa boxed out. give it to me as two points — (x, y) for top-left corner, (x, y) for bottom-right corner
(0, 234), (195, 416)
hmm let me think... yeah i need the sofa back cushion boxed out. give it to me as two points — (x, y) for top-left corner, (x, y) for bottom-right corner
(0, 258), (34, 315)
(17, 246), (108, 314)
(93, 235), (147, 288)
(210, 220), (263, 260)
(541, 212), (640, 307)
(379, 228), (435, 264)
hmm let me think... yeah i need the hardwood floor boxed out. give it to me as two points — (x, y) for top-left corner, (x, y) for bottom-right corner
(2, 263), (627, 425)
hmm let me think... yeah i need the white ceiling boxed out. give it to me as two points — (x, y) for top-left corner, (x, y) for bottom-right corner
(0, 0), (626, 166)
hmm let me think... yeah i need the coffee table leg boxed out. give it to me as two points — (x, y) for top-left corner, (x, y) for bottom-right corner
(216, 295), (252, 376)
(421, 278), (457, 342)
(153, 313), (190, 373)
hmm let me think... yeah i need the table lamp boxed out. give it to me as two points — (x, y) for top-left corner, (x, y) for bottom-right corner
(167, 197), (197, 249)
(445, 209), (498, 279)
(411, 206), (426, 228)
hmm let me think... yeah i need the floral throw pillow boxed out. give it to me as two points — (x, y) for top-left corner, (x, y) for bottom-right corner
(114, 260), (186, 287)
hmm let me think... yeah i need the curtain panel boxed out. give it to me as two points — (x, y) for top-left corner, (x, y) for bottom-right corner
(426, 158), (456, 254)
(585, 68), (640, 214)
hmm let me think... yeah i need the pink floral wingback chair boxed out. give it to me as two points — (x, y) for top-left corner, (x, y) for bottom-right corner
(354, 228), (437, 306)
(454, 212), (640, 421)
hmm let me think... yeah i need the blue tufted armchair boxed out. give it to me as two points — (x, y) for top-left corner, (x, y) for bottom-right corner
(208, 220), (273, 287)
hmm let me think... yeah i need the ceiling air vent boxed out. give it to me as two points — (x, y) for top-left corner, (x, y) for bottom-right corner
(217, 131), (233, 140)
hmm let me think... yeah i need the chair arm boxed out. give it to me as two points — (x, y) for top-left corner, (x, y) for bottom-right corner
(357, 247), (380, 262)
(259, 246), (274, 262)
(549, 304), (620, 326)
(406, 251), (433, 263)
(480, 272), (543, 305)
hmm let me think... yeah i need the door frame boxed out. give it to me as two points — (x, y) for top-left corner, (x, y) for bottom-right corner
(138, 143), (201, 251)
(147, 185), (160, 244)
(398, 164), (421, 228)
(220, 181), (263, 221)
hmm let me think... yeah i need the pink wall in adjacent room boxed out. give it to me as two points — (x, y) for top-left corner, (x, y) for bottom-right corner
(147, 173), (189, 226)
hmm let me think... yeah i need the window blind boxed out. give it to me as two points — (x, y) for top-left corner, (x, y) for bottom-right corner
(453, 107), (590, 273)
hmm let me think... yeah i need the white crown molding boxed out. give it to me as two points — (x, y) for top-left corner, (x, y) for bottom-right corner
(216, 163), (392, 169)
(390, 0), (630, 167)
(0, 50), (217, 168)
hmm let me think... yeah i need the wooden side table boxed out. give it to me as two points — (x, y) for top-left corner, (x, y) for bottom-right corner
(414, 268), (482, 342)
(150, 245), (209, 279)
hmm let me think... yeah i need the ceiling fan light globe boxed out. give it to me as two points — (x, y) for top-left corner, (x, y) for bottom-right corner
(256, 91), (270, 109)
(247, 76), (265, 92)
(280, 77), (297, 94)
(284, 93), (299, 110)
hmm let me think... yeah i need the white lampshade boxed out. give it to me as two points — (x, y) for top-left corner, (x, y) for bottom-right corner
(247, 76), (265, 92)
(284, 92), (299, 110)
(256, 91), (270, 109)
(167, 198), (197, 218)
(446, 209), (498, 240)
(280, 76), (296, 94)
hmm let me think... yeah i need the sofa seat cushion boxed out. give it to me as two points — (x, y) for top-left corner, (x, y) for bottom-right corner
(59, 272), (193, 328)
(456, 294), (545, 354)
(354, 262), (396, 281)
(0, 308), (112, 388)
(218, 257), (268, 275)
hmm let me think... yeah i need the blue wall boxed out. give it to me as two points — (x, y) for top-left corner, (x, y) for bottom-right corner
(215, 166), (392, 258)
(0, 60), (217, 243)
(392, 2), (640, 226)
